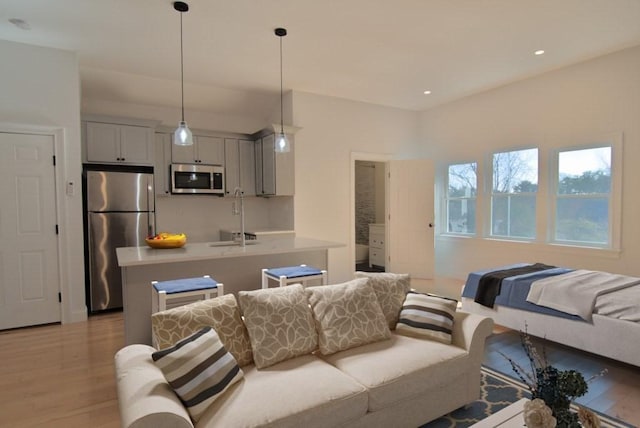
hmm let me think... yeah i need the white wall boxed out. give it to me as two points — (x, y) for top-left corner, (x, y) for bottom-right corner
(0, 40), (85, 323)
(420, 45), (640, 292)
(155, 195), (293, 242)
(291, 92), (420, 283)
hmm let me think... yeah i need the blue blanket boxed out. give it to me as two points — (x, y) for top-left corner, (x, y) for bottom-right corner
(463, 264), (582, 321)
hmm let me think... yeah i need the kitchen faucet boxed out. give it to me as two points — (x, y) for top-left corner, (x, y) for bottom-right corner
(232, 187), (246, 247)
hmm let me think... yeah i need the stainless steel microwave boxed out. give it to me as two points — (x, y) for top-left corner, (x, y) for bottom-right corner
(170, 164), (225, 195)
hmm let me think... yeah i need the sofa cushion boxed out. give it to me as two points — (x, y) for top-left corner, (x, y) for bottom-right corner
(151, 293), (253, 367)
(321, 333), (469, 412)
(354, 271), (411, 329)
(151, 327), (244, 422)
(306, 278), (391, 355)
(238, 284), (318, 369)
(197, 354), (369, 428)
(395, 291), (458, 344)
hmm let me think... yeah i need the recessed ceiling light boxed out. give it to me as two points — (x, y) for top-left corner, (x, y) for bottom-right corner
(8, 18), (31, 30)
(423, 90), (432, 95)
(534, 50), (545, 56)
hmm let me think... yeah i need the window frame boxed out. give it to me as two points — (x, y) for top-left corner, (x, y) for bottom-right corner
(443, 161), (478, 236)
(488, 147), (539, 241)
(549, 136), (622, 250)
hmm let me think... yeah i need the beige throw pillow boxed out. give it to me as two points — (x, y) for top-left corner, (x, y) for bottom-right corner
(151, 293), (253, 367)
(238, 284), (318, 369)
(306, 278), (391, 355)
(354, 272), (411, 330)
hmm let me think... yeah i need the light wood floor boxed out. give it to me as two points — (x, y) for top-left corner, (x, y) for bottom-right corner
(0, 312), (123, 428)
(1, 312), (638, 427)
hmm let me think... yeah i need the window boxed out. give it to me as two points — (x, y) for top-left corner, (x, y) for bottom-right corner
(446, 163), (477, 234)
(554, 146), (611, 246)
(490, 148), (538, 239)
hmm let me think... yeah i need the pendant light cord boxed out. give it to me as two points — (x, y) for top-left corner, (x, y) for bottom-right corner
(279, 34), (284, 134)
(179, 11), (185, 122)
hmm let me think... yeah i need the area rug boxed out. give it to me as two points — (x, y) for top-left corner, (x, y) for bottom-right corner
(420, 367), (634, 428)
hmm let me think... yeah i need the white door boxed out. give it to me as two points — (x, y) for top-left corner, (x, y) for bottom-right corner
(387, 159), (435, 278)
(0, 132), (61, 329)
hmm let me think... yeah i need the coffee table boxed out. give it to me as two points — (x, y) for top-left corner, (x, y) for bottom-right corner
(470, 398), (529, 427)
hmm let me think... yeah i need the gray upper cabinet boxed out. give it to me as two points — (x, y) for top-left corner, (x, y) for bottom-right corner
(154, 132), (171, 196)
(171, 135), (224, 165)
(84, 121), (154, 165)
(224, 138), (256, 197)
(255, 133), (294, 196)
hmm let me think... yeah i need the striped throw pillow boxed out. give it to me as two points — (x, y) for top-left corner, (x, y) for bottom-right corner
(395, 291), (457, 344)
(152, 327), (244, 422)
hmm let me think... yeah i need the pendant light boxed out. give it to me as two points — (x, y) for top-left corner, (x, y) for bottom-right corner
(173, 1), (193, 146)
(274, 27), (290, 153)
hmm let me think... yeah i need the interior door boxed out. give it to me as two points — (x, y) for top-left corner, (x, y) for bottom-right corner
(0, 132), (60, 329)
(388, 159), (435, 279)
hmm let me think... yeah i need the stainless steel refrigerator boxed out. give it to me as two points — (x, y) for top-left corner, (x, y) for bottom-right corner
(84, 165), (155, 312)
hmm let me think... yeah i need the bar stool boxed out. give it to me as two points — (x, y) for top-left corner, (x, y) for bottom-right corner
(151, 275), (224, 313)
(261, 264), (328, 289)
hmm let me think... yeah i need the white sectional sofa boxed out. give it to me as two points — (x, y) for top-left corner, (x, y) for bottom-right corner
(114, 273), (493, 428)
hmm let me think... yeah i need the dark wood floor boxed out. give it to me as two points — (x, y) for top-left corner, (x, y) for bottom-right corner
(355, 262), (385, 272)
(483, 327), (640, 427)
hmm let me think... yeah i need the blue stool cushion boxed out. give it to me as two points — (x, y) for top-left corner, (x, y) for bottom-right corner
(153, 277), (218, 294)
(266, 265), (322, 279)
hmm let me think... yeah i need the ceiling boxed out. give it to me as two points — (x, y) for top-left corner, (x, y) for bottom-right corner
(2, 0), (640, 116)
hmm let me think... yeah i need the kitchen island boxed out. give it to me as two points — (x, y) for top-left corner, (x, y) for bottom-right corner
(116, 236), (344, 345)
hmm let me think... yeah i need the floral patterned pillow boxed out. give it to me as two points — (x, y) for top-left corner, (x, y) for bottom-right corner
(354, 272), (411, 330)
(238, 284), (318, 369)
(151, 293), (253, 367)
(306, 278), (391, 355)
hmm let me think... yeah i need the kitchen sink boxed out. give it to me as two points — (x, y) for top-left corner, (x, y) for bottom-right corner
(208, 240), (260, 247)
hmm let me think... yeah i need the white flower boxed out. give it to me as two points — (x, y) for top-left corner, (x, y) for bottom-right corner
(523, 398), (557, 428)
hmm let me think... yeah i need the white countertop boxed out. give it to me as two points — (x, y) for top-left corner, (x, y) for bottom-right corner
(116, 236), (345, 267)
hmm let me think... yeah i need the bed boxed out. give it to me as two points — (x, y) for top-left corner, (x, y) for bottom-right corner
(460, 263), (640, 367)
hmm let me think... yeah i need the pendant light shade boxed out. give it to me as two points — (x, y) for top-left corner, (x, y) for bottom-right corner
(174, 120), (193, 146)
(275, 27), (290, 153)
(173, 1), (193, 146)
(275, 132), (289, 152)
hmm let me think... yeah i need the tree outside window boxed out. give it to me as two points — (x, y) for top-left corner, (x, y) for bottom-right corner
(555, 146), (611, 245)
(447, 163), (477, 234)
(491, 148), (538, 239)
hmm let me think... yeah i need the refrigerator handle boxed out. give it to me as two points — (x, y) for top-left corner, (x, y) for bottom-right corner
(147, 174), (156, 238)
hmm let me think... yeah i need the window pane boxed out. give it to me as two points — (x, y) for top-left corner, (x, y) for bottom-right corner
(556, 197), (609, 244)
(558, 147), (611, 195)
(493, 149), (538, 193)
(491, 149), (537, 239)
(448, 163), (477, 197)
(491, 195), (536, 238)
(447, 199), (476, 234)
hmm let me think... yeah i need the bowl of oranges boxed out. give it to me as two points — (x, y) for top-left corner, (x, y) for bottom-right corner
(145, 232), (187, 249)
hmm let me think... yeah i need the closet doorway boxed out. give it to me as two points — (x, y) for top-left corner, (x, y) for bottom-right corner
(354, 160), (386, 272)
